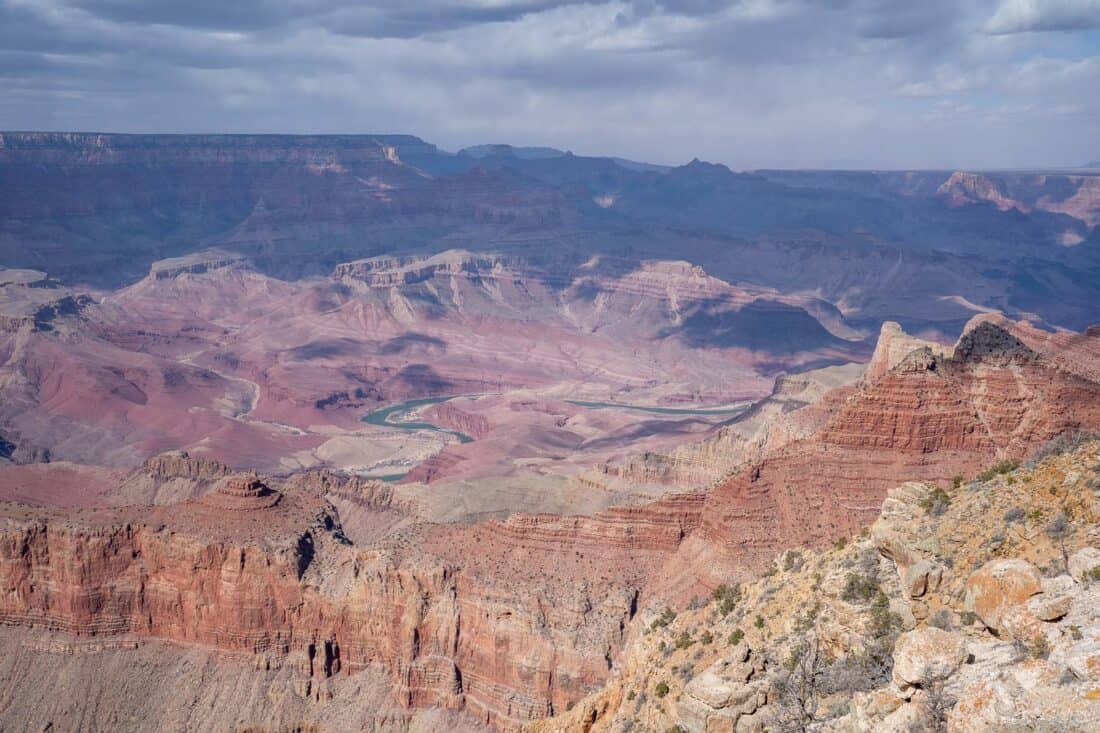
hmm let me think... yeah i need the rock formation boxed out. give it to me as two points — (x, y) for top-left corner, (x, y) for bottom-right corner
(527, 439), (1100, 733)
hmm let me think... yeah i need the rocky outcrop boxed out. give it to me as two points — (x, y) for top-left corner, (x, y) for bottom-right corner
(527, 439), (1100, 733)
(687, 321), (1100, 586)
(890, 627), (967, 689)
(964, 559), (1043, 636)
(675, 642), (769, 733)
(423, 401), (491, 440)
(0, 473), (700, 731)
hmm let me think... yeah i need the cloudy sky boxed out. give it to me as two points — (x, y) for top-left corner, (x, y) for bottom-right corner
(2, 0), (1099, 168)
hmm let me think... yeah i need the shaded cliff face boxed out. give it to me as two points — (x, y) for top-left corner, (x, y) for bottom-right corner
(3, 133), (1100, 332)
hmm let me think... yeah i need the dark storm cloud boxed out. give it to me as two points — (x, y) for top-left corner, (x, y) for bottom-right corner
(0, 0), (1098, 168)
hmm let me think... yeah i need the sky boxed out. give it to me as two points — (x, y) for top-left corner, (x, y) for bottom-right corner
(2, 0), (1099, 169)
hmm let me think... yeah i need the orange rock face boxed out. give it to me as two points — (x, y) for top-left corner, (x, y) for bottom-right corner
(689, 322), (1100, 582)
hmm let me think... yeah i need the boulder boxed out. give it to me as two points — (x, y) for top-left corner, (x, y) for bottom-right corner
(903, 559), (943, 599)
(998, 605), (1044, 643)
(891, 627), (968, 689)
(676, 643), (768, 733)
(1065, 640), (1100, 681)
(964, 559), (1042, 635)
(1069, 548), (1100, 583)
(1026, 592), (1073, 622)
(949, 661), (1100, 732)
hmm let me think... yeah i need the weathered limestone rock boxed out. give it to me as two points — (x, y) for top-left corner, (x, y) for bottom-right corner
(964, 559), (1042, 635)
(1065, 639), (1100, 681)
(949, 661), (1100, 733)
(676, 643), (768, 733)
(1026, 591), (1073, 622)
(903, 559), (944, 599)
(1068, 547), (1100, 582)
(998, 604), (1044, 643)
(891, 627), (968, 689)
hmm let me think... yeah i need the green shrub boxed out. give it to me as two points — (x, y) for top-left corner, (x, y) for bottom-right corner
(728, 628), (744, 645)
(783, 550), (804, 572)
(655, 681), (670, 698)
(674, 631), (694, 650)
(977, 459), (1019, 483)
(841, 573), (879, 603)
(754, 615), (765, 629)
(920, 487), (951, 517)
(713, 583), (741, 616)
(700, 630), (713, 645)
(651, 607), (676, 630)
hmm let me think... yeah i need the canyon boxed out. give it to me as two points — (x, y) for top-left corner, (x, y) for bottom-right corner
(1, 133), (1100, 732)
(2, 317), (1099, 731)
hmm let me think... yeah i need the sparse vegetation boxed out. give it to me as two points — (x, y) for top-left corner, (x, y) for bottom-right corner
(1025, 430), (1100, 467)
(783, 550), (804, 572)
(920, 486), (951, 517)
(713, 583), (741, 616)
(654, 681), (669, 698)
(772, 636), (828, 733)
(1003, 506), (1025, 524)
(841, 572), (879, 604)
(728, 628), (744, 645)
(651, 607), (676, 630)
(976, 459), (1019, 483)
(1030, 634), (1051, 660)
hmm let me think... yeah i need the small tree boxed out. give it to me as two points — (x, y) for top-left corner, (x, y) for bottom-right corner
(771, 636), (828, 733)
(1046, 512), (1071, 573)
(914, 670), (956, 733)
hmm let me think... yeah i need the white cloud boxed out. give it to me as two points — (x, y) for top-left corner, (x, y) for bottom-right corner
(985, 0), (1100, 34)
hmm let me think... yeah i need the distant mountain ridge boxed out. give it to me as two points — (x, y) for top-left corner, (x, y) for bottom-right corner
(2, 131), (1100, 332)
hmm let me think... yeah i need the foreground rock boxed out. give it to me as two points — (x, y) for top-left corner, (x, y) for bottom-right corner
(526, 440), (1100, 733)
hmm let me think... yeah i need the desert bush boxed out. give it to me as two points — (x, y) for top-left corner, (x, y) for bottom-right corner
(841, 573), (879, 603)
(772, 637), (828, 733)
(654, 681), (670, 698)
(1030, 634), (1051, 660)
(651, 607), (676, 630)
(728, 628), (745, 645)
(929, 609), (954, 631)
(713, 583), (741, 616)
(1025, 430), (1100, 468)
(921, 487), (952, 517)
(784, 550), (804, 573)
(976, 460), (1019, 483)
(1003, 507), (1025, 524)
(674, 631), (694, 650)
